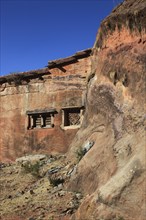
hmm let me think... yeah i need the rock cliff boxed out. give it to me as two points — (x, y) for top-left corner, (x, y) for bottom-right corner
(67, 0), (146, 219)
(0, 0), (145, 219)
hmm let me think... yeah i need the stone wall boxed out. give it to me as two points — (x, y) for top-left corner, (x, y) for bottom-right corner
(0, 50), (91, 161)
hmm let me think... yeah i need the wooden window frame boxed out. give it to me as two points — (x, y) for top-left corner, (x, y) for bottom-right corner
(27, 110), (56, 130)
(61, 106), (84, 129)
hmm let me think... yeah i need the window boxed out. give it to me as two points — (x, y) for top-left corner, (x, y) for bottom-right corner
(62, 107), (84, 128)
(27, 109), (56, 129)
(44, 115), (52, 127)
(33, 115), (41, 128)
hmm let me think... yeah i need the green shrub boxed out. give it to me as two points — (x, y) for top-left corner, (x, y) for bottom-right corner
(48, 176), (64, 187)
(49, 217), (54, 220)
(22, 161), (40, 178)
(76, 147), (86, 162)
(116, 217), (125, 220)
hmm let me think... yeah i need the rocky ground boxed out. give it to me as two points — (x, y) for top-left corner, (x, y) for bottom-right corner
(0, 154), (82, 220)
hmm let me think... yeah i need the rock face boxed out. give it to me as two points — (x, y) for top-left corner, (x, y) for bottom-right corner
(67, 0), (146, 219)
(0, 49), (91, 161)
(0, 0), (146, 219)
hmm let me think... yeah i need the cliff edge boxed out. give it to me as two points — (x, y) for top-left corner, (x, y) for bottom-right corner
(68, 0), (146, 219)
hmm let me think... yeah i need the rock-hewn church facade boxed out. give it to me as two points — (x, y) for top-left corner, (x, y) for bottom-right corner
(0, 49), (91, 161)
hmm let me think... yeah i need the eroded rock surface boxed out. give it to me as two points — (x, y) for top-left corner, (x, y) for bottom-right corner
(67, 0), (146, 219)
(0, 0), (145, 219)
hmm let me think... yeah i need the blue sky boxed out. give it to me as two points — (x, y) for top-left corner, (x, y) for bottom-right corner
(0, 0), (123, 76)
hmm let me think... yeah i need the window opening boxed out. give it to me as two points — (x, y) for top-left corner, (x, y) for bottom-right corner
(34, 115), (41, 128)
(27, 110), (56, 129)
(62, 107), (84, 128)
(43, 114), (53, 128)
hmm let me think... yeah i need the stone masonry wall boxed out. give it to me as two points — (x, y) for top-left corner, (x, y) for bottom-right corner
(0, 53), (91, 161)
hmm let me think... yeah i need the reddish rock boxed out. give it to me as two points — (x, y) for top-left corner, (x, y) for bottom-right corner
(0, 49), (91, 161)
(0, 0), (146, 219)
(68, 0), (146, 219)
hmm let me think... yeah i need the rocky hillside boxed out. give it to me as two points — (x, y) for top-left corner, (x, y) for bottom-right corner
(0, 0), (146, 219)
